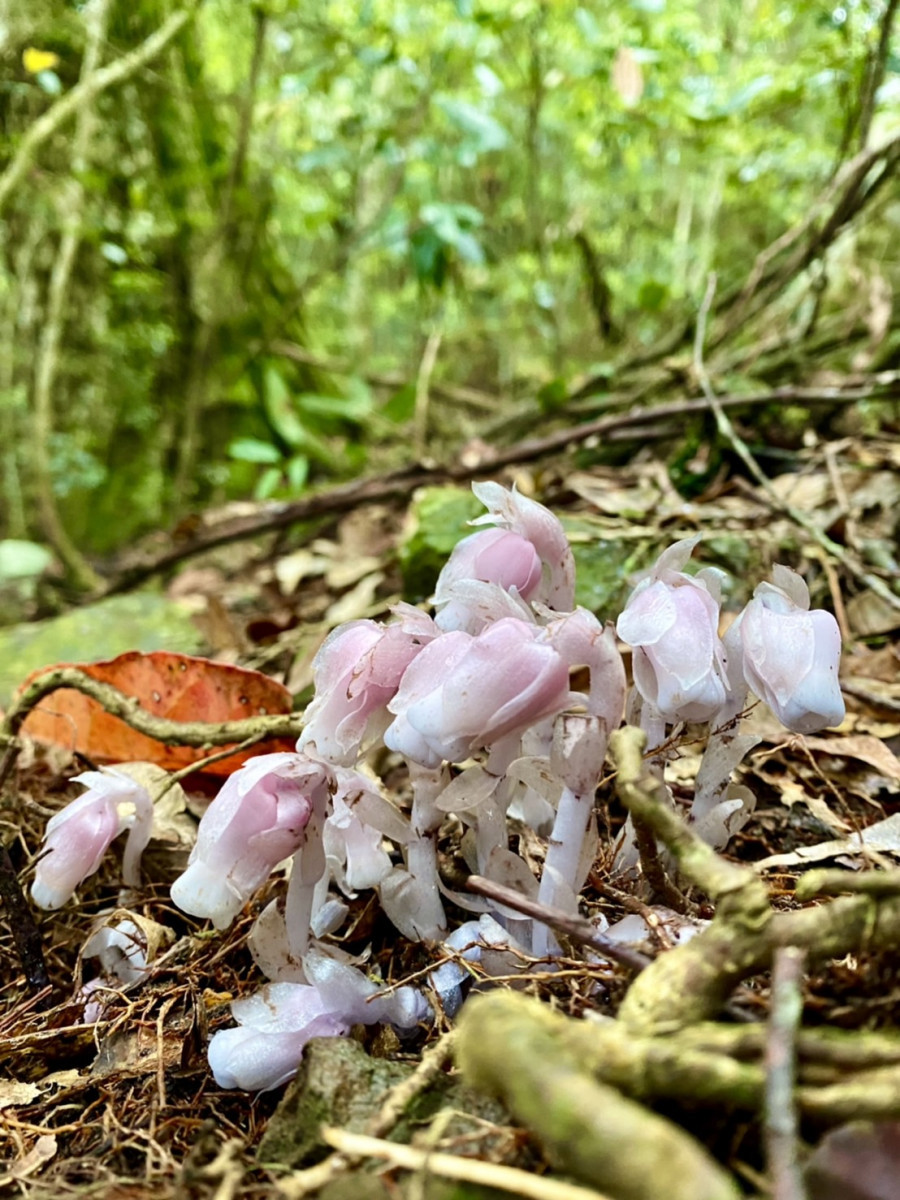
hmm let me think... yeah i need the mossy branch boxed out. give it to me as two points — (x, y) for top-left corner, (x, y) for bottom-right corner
(458, 992), (900, 1137)
(609, 726), (900, 1034)
(0, 665), (304, 791)
(456, 990), (741, 1200)
(0, 4), (200, 215)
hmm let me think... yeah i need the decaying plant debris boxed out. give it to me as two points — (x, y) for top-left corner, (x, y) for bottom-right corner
(2, 436), (900, 1200)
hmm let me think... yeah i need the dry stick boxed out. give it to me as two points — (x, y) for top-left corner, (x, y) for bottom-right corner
(102, 383), (890, 592)
(629, 816), (689, 915)
(465, 873), (651, 973)
(853, 0), (900, 153)
(718, 131), (900, 342)
(316, 1128), (617, 1200)
(693, 271), (900, 614)
(765, 947), (808, 1200)
(0, 3), (200, 215)
(571, 132), (900, 402)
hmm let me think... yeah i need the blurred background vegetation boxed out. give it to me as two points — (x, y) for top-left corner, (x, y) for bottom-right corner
(1, 0), (898, 586)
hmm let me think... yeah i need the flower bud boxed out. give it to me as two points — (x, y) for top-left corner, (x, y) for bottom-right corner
(384, 617), (571, 768)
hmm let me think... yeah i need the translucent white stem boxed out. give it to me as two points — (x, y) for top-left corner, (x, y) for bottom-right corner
(534, 786), (593, 958)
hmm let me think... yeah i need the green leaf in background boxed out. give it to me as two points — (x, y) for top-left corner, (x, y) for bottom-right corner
(568, 533), (644, 619)
(286, 454), (310, 492)
(0, 540), (54, 583)
(537, 377), (569, 414)
(228, 437), (283, 464)
(256, 465), (284, 500)
(435, 96), (509, 154)
(382, 383), (416, 424)
(399, 486), (484, 602)
(297, 390), (373, 423)
(410, 224), (448, 289)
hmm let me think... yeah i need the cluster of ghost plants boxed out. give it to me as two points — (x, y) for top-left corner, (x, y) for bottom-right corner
(30, 482), (845, 1090)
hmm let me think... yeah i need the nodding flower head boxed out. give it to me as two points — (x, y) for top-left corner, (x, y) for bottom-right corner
(384, 616), (571, 769)
(616, 538), (729, 723)
(729, 565), (844, 734)
(434, 528), (543, 631)
(31, 769), (153, 910)
(298, 606), (437, 765)
(170, 753), (331, 929)
(467, 481), (576, 612)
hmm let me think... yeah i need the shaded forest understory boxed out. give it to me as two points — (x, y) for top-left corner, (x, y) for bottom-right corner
(2, 3), (900, 1199)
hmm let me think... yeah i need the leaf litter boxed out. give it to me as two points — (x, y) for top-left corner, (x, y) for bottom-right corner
(1, 438), (900, 1200)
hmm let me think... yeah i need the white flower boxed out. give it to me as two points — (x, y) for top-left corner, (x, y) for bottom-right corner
(616, 538), (729, 723)
(170, 753), (329, 929)
(31, 770), (153, 910)
(729, 565), (844, 733)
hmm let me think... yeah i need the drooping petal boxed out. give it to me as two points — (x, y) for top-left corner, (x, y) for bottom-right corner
(170, 753), (326, 929)
(736, 571), (844, 733)
(31, 769), (153, 910)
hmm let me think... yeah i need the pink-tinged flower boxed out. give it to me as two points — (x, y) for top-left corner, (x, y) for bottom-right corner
(434, 529), (542, 631)
(207, 981), (349, 1091)
(170, 753), (329, 929)
(616, 538), (729, 723)
(384, 617), (571, 768)
(545, 607), (626, 733)
(728, 565), (844, 734)
(207, 947), (428, 1090)
(468, 482), (576, 612)
(31, 770), (153, 910)
(299, 605), (438, 765)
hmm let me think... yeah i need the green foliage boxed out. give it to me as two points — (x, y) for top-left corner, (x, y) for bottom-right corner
(398, 486), (483, 602)
(1, 0), (897, 559)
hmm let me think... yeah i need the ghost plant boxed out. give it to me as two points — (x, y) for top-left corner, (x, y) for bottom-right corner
(31, 768), (154, 910)
(29, 482), (846, 1091)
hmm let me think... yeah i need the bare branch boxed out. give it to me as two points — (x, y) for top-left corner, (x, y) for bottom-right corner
(0, 3), (200, 214)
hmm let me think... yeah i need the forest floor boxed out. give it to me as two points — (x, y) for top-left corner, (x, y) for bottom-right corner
(1, 427), (900, 1200)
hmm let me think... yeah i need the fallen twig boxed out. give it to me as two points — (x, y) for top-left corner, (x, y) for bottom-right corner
(308, 1127), (618, 1200)
(693, 273), (900, 614)
(765, 947), (807, 1200)
(465, 873), (651, 973)
(0, 665), (303, 793)
(100, 383), (891, 592)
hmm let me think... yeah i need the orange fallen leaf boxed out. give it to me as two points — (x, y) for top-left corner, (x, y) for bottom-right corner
(18, 651), (296, 775)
